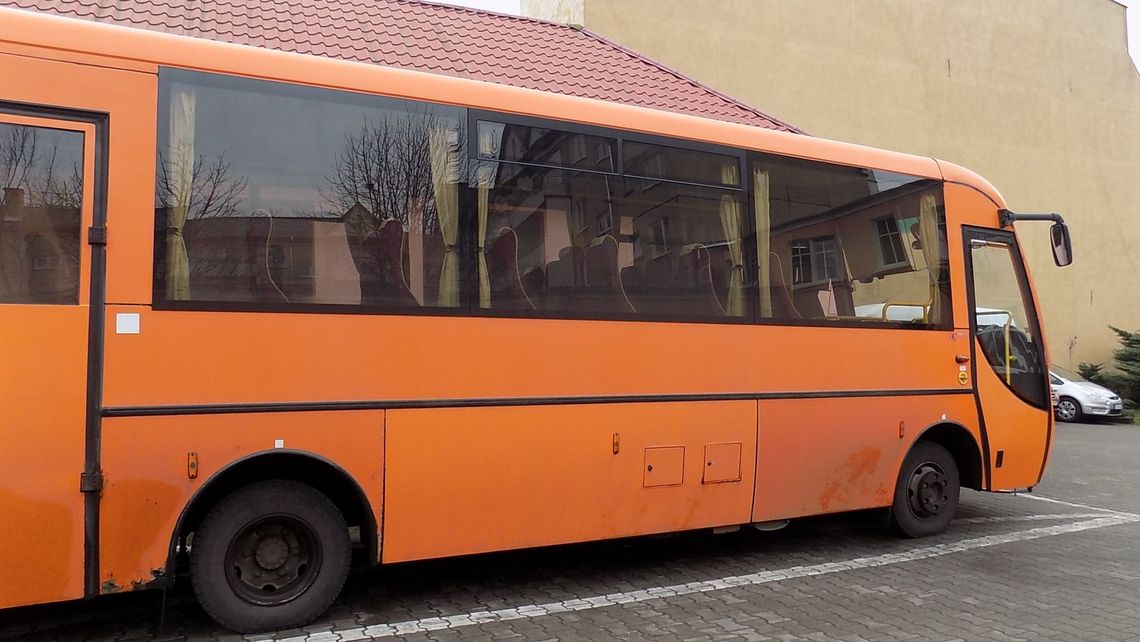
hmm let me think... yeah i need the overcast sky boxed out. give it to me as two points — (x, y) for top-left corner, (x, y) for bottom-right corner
(438, 0), (1139, 69)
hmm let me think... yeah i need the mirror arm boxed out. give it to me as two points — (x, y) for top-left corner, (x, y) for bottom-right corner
(999, 209), (1066, 227)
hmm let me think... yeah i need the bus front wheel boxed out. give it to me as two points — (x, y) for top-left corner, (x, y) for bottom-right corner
(190, 480), (351, 633)
(890, 441), (959, 538)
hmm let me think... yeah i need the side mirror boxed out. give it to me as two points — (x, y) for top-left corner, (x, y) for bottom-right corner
(1050, 222), (1072, 267)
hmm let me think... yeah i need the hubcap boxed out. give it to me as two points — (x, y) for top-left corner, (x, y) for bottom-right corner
(906, 462), (949, 519)
(1057, 400), (1076, 420)
(225, 515), (321, 606)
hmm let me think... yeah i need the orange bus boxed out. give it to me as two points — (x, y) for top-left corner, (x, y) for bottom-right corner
(0, 7), (1072, 633)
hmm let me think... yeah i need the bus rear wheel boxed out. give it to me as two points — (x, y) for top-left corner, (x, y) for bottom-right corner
(890, 442), (959, 538)
(190, 480), (351, 633)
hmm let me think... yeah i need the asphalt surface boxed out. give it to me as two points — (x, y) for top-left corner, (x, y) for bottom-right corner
(2, 419), (1138, 641)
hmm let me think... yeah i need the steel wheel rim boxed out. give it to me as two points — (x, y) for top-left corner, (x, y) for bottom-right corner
(906, 461), (949, 519)
(224, 514), (322, 606)
(1056, 400), (1077, 420)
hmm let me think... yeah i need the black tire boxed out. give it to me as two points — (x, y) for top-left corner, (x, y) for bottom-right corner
(890, 442), (960, 538)
(1055, 396), (1083, 423)
(190, 480), (351, 633)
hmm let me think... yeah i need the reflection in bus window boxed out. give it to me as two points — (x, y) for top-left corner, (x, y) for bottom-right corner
(0, 123), (83, 304)
(477, 134), (753, 320)
(154, 68), (464, 309)
(970, 239), (1047, 406)
(751, 153), (950, 326)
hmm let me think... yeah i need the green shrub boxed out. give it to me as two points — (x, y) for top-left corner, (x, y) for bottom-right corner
(1108, 326), (1140, 407)
(1078, 362), (1109, 386)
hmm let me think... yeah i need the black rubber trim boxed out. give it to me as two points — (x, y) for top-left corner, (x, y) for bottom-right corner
(104, 388), (973, 418)
(962, 228), (993, 490)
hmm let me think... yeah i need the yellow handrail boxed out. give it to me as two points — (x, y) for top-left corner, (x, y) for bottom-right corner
(1004, 321), (1012, 385)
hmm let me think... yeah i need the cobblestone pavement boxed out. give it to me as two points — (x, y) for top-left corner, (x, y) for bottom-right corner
(3, 420), (1139, 641)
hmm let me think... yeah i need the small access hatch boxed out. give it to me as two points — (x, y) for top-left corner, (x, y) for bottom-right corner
(643, 446), (685, 487)
(703, 442), (742, 484)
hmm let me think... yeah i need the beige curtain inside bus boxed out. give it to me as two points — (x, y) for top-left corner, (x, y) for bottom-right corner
(166, 88), (195, 300)
(474, 132), (494, 307)
(477, 168), (491, 308)
(753, 169), (772, 318)
(431, 127), (460, 307)
(919, 192), (942, 323)
(719, 163), (745, 317)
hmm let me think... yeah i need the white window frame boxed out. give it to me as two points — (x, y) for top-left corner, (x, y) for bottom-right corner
(873, 213), (909, 269)
(791, 235), (840, 288)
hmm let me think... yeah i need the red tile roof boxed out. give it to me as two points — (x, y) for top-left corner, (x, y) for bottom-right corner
(5, 0), (804, 133)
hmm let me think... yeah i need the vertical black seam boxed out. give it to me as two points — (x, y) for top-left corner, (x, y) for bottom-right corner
(962, 227), (992, 490)
(83, 111), (110, 598)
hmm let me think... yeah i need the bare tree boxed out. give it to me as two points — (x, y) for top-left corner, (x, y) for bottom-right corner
(320, 111), (466, 305)
(0, 125), (84, 301)
(0, 125), (37, 194)
(155, 151), (248, 222)
(155, 151), (249, 283)
(323, 111), (462, 239)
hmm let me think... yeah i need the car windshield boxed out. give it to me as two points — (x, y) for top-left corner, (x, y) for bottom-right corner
(1051, 364), (1086, 382)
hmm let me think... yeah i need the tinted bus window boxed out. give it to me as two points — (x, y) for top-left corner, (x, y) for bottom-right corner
(477, 160), (753, 320)
(0, 123), (83, 304)
(155, 69), (466, 310)
(623, 141), (741, 188)
(477, 120), (617, 173)
(751, 153), (949, 327)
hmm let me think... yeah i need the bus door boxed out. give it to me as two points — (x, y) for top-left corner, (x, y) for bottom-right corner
(964, 228), (1051, 490)
(0, 109), (99, 607)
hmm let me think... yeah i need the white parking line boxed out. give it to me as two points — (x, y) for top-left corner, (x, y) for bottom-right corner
(956, 512), (1107, 524)
(271, 510), (1140, 641)
(1015, 492), (1137, 516)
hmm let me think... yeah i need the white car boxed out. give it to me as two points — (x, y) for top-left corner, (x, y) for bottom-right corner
(1050, 365), (1124, 422)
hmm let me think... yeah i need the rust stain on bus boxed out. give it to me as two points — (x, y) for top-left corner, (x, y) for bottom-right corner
(129, 569), (168, 592)
(819, 447), (881, 512)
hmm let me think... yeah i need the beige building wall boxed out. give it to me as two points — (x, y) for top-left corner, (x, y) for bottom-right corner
(524, 0), (1140, 370)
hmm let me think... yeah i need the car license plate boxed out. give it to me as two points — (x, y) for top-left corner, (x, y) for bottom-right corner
(1112, 402), (1123, 411)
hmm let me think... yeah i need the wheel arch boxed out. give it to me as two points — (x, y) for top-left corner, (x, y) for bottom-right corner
(911, 421), (984, 491)
(163, 449), (379, 584)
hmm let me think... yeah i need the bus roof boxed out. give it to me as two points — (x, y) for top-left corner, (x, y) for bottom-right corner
(0, 6), (1004, 206)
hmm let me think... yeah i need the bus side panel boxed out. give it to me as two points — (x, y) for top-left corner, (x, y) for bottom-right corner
(382, 401), (756, 563)
(0, 308), (88, 608)
(752, 394), (980, 521)
(98, 411), (383, 592)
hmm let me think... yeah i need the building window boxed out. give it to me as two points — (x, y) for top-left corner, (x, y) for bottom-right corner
(596, 209), (613, 235)
(647, 217), (670, 258)
(791, 236), (839, 286)
(31, 255), (57, 271)
(875, 216), (907, 267)
(571, 136), (588, 163)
